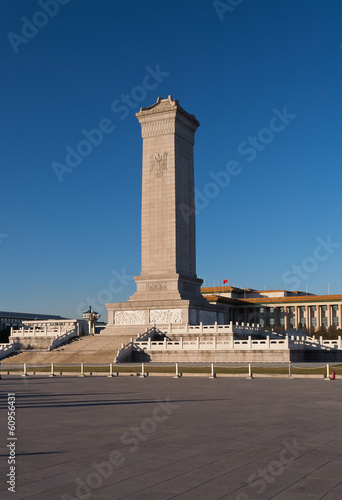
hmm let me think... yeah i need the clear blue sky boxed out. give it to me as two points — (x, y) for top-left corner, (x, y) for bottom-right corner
(1, 0), (342, 320)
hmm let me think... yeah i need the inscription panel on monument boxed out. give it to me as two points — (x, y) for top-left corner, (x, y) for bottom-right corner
(149, 309), (182, 324)
(147, 281), (167, 291)
(114, 310), (145, 325)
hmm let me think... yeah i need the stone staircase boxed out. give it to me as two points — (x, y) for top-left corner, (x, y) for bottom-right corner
(1, 334), (133, 364)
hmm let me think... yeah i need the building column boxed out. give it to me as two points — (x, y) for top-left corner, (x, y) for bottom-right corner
(253, 307), (257, 327)
(284, 307), (289, 331)
(338, 304), (342, 329)
(295, 306), (300, 329)
(271, 307), (276, 327)
(305, 306), (310, 330)
(317, 304), (321, 329)
(327, 305), (332, 328)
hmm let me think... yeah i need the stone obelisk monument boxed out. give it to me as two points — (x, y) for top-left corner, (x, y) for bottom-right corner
(104, 96), (227, 336)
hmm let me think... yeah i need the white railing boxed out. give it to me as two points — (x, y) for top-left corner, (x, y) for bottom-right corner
(0, 343), (14, 359)
(115, 339), (135, 362)
(136, 326), (164, 341)
(22, 320), (77, 327)
(134, 334), (342, 352)
(289, 335), (342, 350)
(135, 335), (289, 351)
(11, 320), (80, 338)
(167, 321), (261, 335)
(11, 326), (70, 337)
(115, 330), (163, 362)
(10, 320), (81, 351)
(49, 328), (78, 350)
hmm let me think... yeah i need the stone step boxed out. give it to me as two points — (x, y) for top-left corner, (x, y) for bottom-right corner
(2, 333), (134, 364)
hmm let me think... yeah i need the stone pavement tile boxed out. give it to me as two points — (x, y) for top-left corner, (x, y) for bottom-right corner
(81, 450), (263, 500)
(263, 493), (319, 500)
(18, 460), (85, 484)
(309, 456), (342, 479)
(19, 436), (243, 494)
(104, 435), (289, 488)
(312, 439), (342, 453)
(229, 441), (306, 468)
(300, 428), (342, 446)
(284, 448), (342, 472)
(56, 447), (240, 500)
(121, 487), (187, 500)
(106, 473), (245, 500)
(13, 445), (190, 497)
(246, 427), (308, 446)
(220, 468), (310, 500)
(18, 432), (198, 487)
(233, 437), (280, 460)
(119, 456), (288, 500)
(131, 455), (310, 500)
(0, 470), (80, 500)
(23, 484), (115, 500)
(270, 477), (341, 499)
(189, 468), (307, 500)
(320, 481), (342, 499)
(238, 468), (313, 500)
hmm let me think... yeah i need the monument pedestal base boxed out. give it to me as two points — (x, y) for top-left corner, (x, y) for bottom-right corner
(102, 297), (229, 336)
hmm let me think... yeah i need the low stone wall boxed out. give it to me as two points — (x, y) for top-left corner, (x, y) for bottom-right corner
(290, 350), (342, 362)
(11, 336), (54, 351)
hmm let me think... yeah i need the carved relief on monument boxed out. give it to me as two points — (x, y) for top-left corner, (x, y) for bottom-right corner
(149, 309), (182, 324)
(114, 310), (145, 325)
(150, 153), (168, 178)
(198, 310), (217, 325)
(147, 281), (167, 291)
(141, 119), (175, 138)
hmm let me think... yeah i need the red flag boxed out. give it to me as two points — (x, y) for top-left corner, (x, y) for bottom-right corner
(223, 279), (228, 284)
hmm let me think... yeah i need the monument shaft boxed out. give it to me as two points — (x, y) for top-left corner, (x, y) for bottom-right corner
(132, 96), (202, 301)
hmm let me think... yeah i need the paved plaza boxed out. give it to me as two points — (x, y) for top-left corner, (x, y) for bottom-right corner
(1, 376), (342, 499)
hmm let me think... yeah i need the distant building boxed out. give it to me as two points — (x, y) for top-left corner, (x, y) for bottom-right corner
(201, 287), (342, 330)
(0, 311), (66, 332)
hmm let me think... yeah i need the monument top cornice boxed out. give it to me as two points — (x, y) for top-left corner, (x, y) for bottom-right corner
(136, 95), (200, 128)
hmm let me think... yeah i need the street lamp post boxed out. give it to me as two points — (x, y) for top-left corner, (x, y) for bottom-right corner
(82, 306), (101, 336)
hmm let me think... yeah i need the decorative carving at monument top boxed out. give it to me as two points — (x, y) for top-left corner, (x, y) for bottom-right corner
(141, 118), (175, 138)
(137, 95), (199, 128)
(150, 153), (168, 178)
(140, 95), (178, 112)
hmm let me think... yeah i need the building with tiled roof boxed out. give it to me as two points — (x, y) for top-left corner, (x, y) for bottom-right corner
(201, 287), (342, 330)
